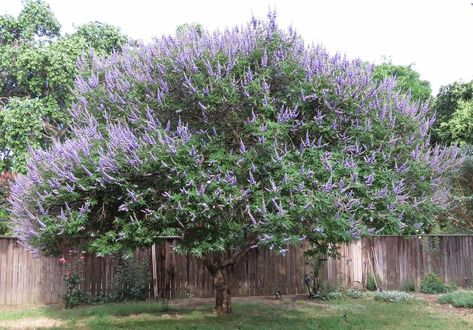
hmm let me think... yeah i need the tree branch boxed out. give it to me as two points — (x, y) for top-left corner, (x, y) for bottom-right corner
(221, 238), (257, 269)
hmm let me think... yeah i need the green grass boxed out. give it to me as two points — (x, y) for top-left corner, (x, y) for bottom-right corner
(0, 295), (470, 329)
(438, 290), (473, 308)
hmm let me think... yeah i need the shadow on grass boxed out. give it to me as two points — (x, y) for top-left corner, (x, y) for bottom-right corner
(2, 297), (472, 329)
(25, 300), (344, 329)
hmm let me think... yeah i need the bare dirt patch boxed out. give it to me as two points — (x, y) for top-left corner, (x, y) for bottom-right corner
(415, 292), (473, 322)
(0, 317), (64, 329)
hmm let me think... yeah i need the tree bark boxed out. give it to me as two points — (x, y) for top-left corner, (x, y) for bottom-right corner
(203, 258), (233, 314)
(213, 269), (231, 314)
(202, 241), (256, 314)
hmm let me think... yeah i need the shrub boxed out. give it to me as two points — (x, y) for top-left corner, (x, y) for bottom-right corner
(111, 257), (151, 301)
(87, 293), (114, 305)
(60, 252), (150, 307)
(420, 272), (450, 294)
(320, 282), (339, 293)
(326, 290), (343, 300)
(401, 279), (416, 292)
(59, 250), (88, 308)
(374, 291), (414, 303)
(366, 274), (379, 291)
(438, 291), (473, 308)
(346, 288), (362, 299)
(62, 272), (88, 308)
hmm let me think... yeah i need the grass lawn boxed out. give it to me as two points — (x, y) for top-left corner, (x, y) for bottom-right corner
(1, 294), (472, 329)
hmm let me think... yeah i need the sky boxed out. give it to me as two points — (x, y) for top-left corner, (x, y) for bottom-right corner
(2, 0), (472, 93)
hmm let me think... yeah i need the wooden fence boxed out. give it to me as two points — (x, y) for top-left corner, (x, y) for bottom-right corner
(323, 235), (473, 289)
(1, 235), (473, 305)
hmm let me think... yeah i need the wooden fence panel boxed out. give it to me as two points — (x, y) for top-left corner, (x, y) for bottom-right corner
(2, 235), (473, 305)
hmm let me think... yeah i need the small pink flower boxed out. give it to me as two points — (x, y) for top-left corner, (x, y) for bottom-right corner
(79, 255), (85, 262)
(58, 256), (67, 264)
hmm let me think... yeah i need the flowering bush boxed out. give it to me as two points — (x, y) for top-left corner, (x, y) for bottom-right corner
(10, 12), (462, 312)
(59, 249), (88, 308)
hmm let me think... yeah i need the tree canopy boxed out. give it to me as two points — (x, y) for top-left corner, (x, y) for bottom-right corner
(433, 80), (473, 146)
(373, 60), (432, 103)
(10, 13), (462, 312)
(431, 80), (473, 233)
(0, 0), (128, 173)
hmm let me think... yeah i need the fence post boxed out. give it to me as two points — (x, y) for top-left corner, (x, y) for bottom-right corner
(151, 244), (158, 299)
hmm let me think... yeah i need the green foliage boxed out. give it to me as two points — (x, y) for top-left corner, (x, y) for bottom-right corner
(111, 257), (151, 302)
(326, 290), (343, 300)
(0, 0), (60, 45)
(0, 210), (9, 235)
(0, 98), (45, 172)
(436, 156), (473, 234)
(0, 191), (9, 235)
(373, 60), (432, 103)
(62, 272), (88, 308)
(74, 21), (128, 53)
(432, 80), (473, 145)
(304, 248), (330, 296)
(438, 290), (473, 308)
(60, 254), (150, 308)
(0, 0), (128, 174)
(176, 23), (203, 37)
(0, 0), (127, 234)
(401, 279), (416, 292)
(366, 273), (379, 291)
(319, 282), (338, 293)
(346, 288), (362, 299)
(0, 172), (14, 235)
(374, 290), (414, 303)
(420, 272), (450, 294)
(439, 99), (473, 146)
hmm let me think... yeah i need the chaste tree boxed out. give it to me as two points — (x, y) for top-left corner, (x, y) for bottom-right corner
(10, 12), (462, 313)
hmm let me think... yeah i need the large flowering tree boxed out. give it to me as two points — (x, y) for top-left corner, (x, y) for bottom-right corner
(10, 13), (461, 313)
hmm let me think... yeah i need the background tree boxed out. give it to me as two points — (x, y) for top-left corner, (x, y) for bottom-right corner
(0, 0), (127, 235)
(432, 80), (473, 145)
(0, 0), (128, 174)
(176, 22), (203, 37)
(373, 60), (432, 103)
(11, 13), (461, 313)
(431, 81), (473, 233)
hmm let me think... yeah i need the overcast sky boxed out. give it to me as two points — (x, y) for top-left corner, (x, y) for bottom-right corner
(3, 0), (473, 93)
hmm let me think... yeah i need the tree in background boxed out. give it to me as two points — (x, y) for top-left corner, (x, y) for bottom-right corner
(373, 60), (432, 103)
(431, 81), (473, 233)
(432, 80), (473, 146)
(10, 13), (461, 313)
(0, 0), (127, 235)
(0, 0), (128, 174)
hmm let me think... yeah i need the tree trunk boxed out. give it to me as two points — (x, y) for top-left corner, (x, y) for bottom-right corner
(203, 258), (233, 314)
(202, 242), (255, 314)
(213, 269), (231, 314)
